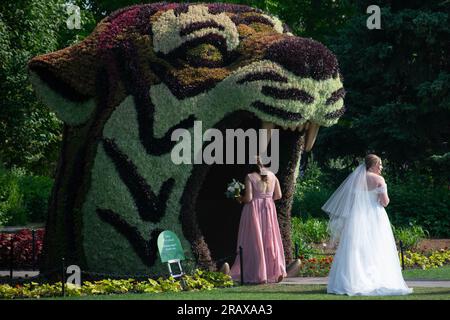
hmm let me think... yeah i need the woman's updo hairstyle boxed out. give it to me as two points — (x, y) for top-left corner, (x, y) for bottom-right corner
(365, 154), (381, 171)
(250, 156), (268, 182)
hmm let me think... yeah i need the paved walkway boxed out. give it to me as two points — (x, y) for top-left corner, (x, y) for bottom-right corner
(280, 277), (450, 288)
(0, 225), (44, 232)
(0, 271), (39, 278)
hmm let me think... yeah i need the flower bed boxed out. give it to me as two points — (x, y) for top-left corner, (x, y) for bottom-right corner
(0, 269), (234, 299)
(296, 248), (450, 276)
(0, 229), (44, 269)
(401, 249), (450, 270)
(298, 256), (333, 277)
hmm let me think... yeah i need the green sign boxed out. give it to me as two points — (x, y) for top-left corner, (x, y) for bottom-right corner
(157, 230), (185, 263)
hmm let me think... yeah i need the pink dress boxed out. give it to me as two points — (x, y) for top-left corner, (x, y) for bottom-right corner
(230, 172), (287, 284)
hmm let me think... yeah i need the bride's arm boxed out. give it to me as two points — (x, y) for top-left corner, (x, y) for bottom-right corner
(377, 177), (390, 207)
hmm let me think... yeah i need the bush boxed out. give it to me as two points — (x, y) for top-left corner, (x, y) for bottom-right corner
(19, 175), (53, 223)
(292, 160), (333, 219)
(402, 249), (450, 270)
(291, 216), (329, 259)
(387, 172), (450, 238)
(393, 223), (429, 251)
(0, 270), (235, 299)
(0, 229), (45, 269)
(0, 167), (27, 226)
(0, 166), (53, 226)
(299, 217), (329, 244)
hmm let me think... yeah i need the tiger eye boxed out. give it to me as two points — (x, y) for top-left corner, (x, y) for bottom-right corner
(186, 44), (223, 62)
(249, 22), (275, 33)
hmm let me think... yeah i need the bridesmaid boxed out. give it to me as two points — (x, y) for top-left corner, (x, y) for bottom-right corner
(230, 160), (287, 284)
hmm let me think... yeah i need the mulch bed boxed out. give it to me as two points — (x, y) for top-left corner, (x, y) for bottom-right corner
(417, 239), (450, 252)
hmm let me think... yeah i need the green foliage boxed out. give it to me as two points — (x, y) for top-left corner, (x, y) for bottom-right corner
(291, 216), (329, 259)
(192, 269), (235, 288)
(393, 223), (428, 251)
(182, 271), (214, 291)
(291, 217), (329, 244)
(0, 0), (96, 176)
(0, 0), (63, 175)
(426, 152), (450, 185)
(294, 158), (449, 238)
(387, 172), (450, 238)
(0, 166), (53, 226)
(402, 249), (450, 270)
(210, 0), (357, 42)
(292, 159), (334, 219)
(0, 167), (27, 226)
(0, 270), (234, 299)
(18, 174), (53, 222)
(133, 278), (163, 293)
(315, 1), (450, 173)
(81, 279), (136, 295)
(80, 0), (357, 42)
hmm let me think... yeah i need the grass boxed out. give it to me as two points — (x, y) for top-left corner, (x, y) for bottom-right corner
(42, 284), (450, 300)
(403, 265), (450, 280)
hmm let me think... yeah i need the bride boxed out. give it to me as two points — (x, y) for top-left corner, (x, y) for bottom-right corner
(322, 154), (413, 296)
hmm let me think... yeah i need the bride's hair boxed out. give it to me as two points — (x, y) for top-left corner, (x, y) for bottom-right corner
(365, 154), (381, 170)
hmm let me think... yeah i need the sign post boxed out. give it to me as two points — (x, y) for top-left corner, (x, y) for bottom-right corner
(157, 230), (186, 278)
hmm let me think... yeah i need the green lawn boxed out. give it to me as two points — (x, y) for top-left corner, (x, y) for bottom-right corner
(403, 265), (450, 280)
(44, 284), (450, 300)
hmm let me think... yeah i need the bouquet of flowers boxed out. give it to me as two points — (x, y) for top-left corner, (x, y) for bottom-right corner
(225, 179), (245, 199)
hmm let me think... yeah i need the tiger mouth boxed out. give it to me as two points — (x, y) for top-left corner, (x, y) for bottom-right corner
(251, 100), (325, 153)
(184, 110), (309, 269)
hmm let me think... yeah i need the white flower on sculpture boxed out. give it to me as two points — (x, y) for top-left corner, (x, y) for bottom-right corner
(152, 4), (239, 55)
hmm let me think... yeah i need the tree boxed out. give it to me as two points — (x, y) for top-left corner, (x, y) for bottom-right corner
(82, 0), (356, 42)
(314, 0), (450, 174)
(0, 0), (96, 176)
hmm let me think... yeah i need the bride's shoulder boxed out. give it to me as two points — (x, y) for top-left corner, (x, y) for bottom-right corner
(376, 175), (387, 187)
(367, 172), (386, 187)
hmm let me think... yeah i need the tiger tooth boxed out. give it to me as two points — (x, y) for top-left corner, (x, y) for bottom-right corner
(304, 121), (310, 131)
(304, 122), (320, 151)
(297, 123), (305, 132)
(260, 120), (275, 155)
(261, 120), (275, 130)
(289, 125), (296, 131)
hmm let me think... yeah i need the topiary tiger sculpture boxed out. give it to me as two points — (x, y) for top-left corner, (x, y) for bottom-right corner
(29, 3), (345, 275)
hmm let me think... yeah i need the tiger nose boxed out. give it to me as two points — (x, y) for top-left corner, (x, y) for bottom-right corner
(263, 36), (339, 81)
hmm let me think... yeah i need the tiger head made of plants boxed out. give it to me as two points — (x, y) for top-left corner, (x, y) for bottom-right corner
(29, 3), (345, 274)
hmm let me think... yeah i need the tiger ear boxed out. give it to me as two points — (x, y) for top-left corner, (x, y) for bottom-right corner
(28, 38), (99, 126)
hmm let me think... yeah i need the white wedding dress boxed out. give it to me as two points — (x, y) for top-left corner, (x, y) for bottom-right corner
(323, 165), (413, 296)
